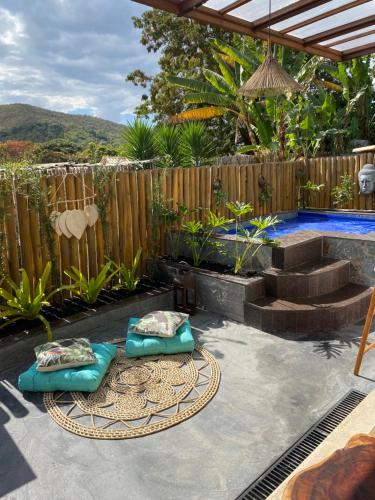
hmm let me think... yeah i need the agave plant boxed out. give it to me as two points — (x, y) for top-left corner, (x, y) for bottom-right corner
(0, 262), (68, 341)
(65, 262), (117, 305)
(111, 248), (142, 292)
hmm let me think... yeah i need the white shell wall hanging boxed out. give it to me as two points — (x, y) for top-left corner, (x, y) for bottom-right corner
(84, 204), (99, 227)
(50, 204), (99, 240)
(66, 210), (88, 240)
(57, 211), (73, 239)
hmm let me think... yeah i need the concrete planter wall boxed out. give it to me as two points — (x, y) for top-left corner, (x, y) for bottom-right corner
(167, 233), (272, 273)
(0, 287), (174, 372)
(157, 260), (264, 323)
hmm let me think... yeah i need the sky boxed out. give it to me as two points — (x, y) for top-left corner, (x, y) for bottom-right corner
(0, 0), (159, 124)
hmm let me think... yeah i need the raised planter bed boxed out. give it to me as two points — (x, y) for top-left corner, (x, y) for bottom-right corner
(0, 281), (174, 372)
(156, 259), (264, 323)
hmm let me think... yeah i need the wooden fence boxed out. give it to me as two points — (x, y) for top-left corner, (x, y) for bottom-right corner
(0, 153), (374, 288)
(306, 152), (375, 210)
(0, 161), (297, 287)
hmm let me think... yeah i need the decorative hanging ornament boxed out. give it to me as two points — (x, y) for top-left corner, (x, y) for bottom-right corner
(238, 0), (303, 98)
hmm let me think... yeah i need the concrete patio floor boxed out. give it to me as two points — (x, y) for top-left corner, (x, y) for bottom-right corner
(1, 310), (375, 500)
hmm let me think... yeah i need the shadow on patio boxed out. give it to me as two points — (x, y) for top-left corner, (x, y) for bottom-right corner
(0, 381), (36, 497)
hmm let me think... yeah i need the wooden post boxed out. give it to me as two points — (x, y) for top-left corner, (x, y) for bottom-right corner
(354, 286), (375, 376)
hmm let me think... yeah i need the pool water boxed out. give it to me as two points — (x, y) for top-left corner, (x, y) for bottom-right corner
(227, 211), (375, 239)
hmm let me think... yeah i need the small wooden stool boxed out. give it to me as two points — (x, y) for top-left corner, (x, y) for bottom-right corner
(354, 287), (375, 375)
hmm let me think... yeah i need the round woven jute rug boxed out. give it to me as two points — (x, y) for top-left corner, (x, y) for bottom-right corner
(43, 344), (220, 439)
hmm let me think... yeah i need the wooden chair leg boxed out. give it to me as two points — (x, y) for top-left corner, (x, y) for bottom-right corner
(354, 287), (375, 376)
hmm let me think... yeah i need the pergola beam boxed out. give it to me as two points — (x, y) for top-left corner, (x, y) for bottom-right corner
(130, 0), (375, 60)
(253, 0), (332, 30)
(189, 6), (342, 59)
(325, 28), (375, 49)
(342, 42), (375, 59)
(279, 0), (371, 35)
(219, 0), (252, 16)
(179, 0), (208, 15)
(304, 16), (375, 45)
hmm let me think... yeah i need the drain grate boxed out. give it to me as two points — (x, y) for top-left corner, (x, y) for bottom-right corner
(236, 389), (367, 500)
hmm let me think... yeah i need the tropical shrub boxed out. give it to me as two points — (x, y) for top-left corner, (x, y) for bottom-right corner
(0, 262), (67, 341)
(182, 211), (233, 267)
(180, 122), (215, 167)
(111, 249), (142, 291)
(226, 202), (279, 274)
(160, 203), (196, 260)
(121, 120), (215, 167)
(65, 262), (117, 305)
(331, 174), (354, 208)
(298, 181), (325, 209)
(155, 124), (182, 167)
(121, 119), (158, 161)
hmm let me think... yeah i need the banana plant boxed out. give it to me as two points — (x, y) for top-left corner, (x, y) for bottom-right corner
(0, 262), (70, 341)
(167, 38), (274, 149)
(65, 262), (118, 305)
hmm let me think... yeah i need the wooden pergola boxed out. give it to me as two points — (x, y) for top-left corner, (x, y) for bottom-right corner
(131, 0), (375, 60)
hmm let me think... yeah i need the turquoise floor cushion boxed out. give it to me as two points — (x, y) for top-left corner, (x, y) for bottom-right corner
(18, 343), (117, 393)
(126, 318), (195, 357)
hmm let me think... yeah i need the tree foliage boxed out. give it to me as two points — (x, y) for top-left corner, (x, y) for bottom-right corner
(128, 10), (375, 159)
(127, 10), (236, 154)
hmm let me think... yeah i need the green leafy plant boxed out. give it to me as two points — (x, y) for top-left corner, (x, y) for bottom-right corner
(182, 211), (233, 267)
(298, 180), (325, 209)
(121, 119), (158, 161)
(155, 124), (183, 167)
(259, 182), (272, 203)
(180, 122), (215, 167)
(65, 262), (117, 305)
(237, 218), (280, 276)
(226, 201), (253, 273)
(0, 262), (67, 341)
(226, 201), (280, 274)
(212, 177), (227, 208)
(331, 174), (354, 208)
(160, 203), (196, 260)
(111, 249), (142, 291)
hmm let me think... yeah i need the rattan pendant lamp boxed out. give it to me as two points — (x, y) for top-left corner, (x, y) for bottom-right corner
(239, 0), (303, 98)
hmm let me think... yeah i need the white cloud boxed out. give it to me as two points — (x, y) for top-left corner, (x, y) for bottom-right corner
(0, 1), (158, 122)
(0, 7), (27, 49)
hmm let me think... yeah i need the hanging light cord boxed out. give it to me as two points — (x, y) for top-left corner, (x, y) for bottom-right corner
(266, 0), (272, 57)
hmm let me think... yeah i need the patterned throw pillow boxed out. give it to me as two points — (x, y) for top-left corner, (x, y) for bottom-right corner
(35, 338), (97, 372)
(130, 311), (189, 338)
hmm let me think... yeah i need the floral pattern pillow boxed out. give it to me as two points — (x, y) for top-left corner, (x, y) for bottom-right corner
(35, 338), (97, 372)
(130, 311), (189, 338)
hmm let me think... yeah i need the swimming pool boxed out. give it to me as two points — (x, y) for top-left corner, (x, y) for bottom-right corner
(227, 211), (375, 239)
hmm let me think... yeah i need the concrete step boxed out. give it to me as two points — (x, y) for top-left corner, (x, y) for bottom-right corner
(263, 258), (350, 299)
(245, 283), (372, 334)
(272, 233), (323, 270)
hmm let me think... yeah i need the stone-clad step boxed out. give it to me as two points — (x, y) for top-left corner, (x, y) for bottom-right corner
(263, 258), (350, 299)
(245, 283), (372, 333)
(272, 233), (322, 270)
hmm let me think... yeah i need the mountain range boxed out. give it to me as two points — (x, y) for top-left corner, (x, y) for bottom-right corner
(0, 103), (126, 145)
